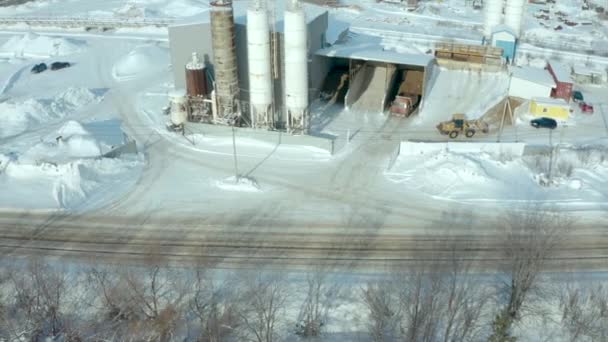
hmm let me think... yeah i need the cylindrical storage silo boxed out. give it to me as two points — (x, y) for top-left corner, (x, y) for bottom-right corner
(483, 0), (503, 39)
(247, 5), (273, 128)
(283, 3), (308, 133)
(186, 52), (208, 97)
(169, 89), (188, 126)
(505, 0), (525, 37)
(210, 0), (240, 122)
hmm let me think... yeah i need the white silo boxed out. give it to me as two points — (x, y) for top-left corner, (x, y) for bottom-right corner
(483, 0), (504, 39)
(247, 0), (273, 129)
(505, 0), (526, 37)
(283, 0), (308, 133)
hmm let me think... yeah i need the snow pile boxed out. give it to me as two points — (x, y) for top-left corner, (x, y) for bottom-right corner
(160, 0), (209, 17)
(112, 45), (168, 81)
(113, 0), (207, 18)
(215, 176), (262, 193)
(415, 68), (509, 125)
(20, 121), (102, 164)
(0, 87), (101, 139)
(0, 32), (85, 58)
(0, 120), (142, 210)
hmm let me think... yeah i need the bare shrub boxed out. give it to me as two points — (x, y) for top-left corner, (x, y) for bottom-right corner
(557, 160), (574, 178)
(361, 233), (490, 342)
(5, 259), (73, 340)
(575, 147), (593, 165)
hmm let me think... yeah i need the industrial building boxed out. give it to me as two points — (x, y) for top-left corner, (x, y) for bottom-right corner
(508, 66), (555, 100)
(529, 97), (571, 121)
(316, 32), (435, 114)
(491, 26), (517, 62)
(483, 0), (526, 63)
(572, 65), (606, 85)
(547, 61), (573, 102)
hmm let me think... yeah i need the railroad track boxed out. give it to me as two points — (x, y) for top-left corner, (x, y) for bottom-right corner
(1, 213), (607, 272)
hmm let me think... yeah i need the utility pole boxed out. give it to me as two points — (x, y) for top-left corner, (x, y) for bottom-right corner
(232, 126), (240, 183)
(547, 129), (554, 182)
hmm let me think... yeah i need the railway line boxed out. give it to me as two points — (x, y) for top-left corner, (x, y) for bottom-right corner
(0, 209), (607, 272)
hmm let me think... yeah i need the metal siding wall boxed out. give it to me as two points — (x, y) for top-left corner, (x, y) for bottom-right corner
(169, 23), (214, 89)
(496, 40), (515, 61)
(307, 12), (330, 100)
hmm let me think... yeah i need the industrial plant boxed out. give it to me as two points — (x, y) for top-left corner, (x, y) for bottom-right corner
(162, 0), (606, 153)
(167, 0), (321, 134)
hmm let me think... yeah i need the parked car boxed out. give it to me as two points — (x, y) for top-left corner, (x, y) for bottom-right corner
(572, 90), (584, 103)
(50, 62), (71, 71)
(31, 63), (47, 74)
(530, 117), (558, 129)
(580, 102), (594, 114)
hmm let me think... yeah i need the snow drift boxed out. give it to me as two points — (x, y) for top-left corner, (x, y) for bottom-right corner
(0, 120), (142, 210)
(0, 32), (86, 58)
(112, 45), (168, 81)
(0, 87), (100, 139)
(386, 146), (608, 205)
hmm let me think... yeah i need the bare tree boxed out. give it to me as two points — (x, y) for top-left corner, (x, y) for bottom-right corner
(559, 283), (608, 342)
(361, 281), (400, 342)
(239, 272), (287, 342)
(502, 208), (569, 319)
(490, 207), (571, 340)
(190, 268), (240, 341)
(295, 270), (341, 338)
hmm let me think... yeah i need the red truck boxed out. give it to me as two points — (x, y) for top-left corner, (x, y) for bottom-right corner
(389, 94), (420, 117)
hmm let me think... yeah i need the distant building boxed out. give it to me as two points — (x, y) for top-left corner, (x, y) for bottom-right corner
(572, 65), (606, 85)
(508, 66), (555, 100)
(381, 0), (418, 10)
(491, 26), (517, 63)
(529, 97), (571, 121)
(547, 62), (573, 102)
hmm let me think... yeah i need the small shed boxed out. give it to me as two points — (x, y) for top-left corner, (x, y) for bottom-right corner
(547, 62), (573, 102)
(509, 66), (555, 100)
(530, 97), (571, 121)
(573, 65), (606, 85)
(491, 25), (517, 63)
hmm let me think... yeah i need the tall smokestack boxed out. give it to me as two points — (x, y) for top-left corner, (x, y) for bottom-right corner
(210, 0), (240, 123)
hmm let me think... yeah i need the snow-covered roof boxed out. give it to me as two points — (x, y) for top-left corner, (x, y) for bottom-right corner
(548, 61), (572, 83)
(511, 66), (556, 87)
(573, 64), (604, 76)
(316, 34), (434, 67)
(492, 25), (516, 38)
(532, 97), (570, 107)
